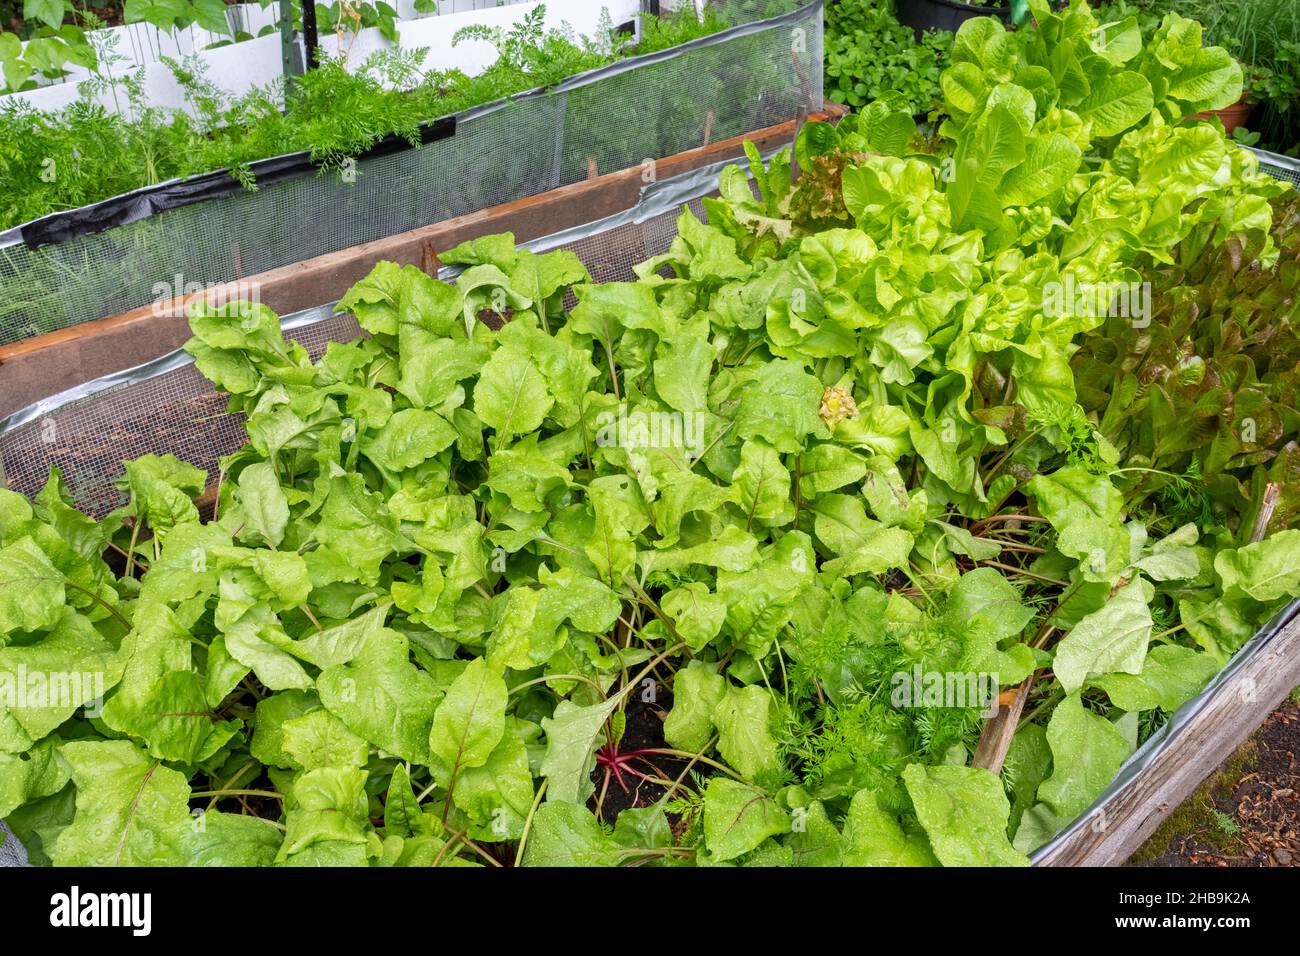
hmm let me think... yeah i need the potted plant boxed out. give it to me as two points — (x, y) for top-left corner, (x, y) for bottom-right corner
(1191, 64), (1267, 136)
(893, 0), (1013, 39)
(1165, 0), (1299, 154)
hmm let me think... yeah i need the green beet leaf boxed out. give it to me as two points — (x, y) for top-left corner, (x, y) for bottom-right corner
(901, 764), (1028, 867)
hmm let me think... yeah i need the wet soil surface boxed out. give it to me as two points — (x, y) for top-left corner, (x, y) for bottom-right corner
(589, 689), (697, 830)
(1133, 699), (1299, 867)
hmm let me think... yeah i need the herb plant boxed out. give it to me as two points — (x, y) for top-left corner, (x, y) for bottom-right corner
(825, 0), (952, 116)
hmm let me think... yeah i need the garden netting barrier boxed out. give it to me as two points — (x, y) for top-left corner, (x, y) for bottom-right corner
(0, 150), (732, 517)
(1247, 146), (1300, 192)
(0, 0), (823, 347)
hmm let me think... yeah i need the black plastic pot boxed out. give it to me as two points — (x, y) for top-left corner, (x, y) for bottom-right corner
(894, 0), (1010, 39)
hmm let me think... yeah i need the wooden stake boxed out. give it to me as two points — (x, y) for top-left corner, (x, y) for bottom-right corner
(420, 240), (441, 278)
(972, 676), (1033, 775)
(1250, 481), (1282, 543)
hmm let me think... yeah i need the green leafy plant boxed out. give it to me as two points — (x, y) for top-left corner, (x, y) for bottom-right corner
(0, 1), (99, 92)
(1, 0), (1298, 868)
(1096, 0), (1300, 153)
(1072, 192), (1300, 545)
(825, 0), (952, 115)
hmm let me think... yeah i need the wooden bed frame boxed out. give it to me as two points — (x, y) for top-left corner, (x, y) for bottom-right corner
(1035, 612), (1300, 866)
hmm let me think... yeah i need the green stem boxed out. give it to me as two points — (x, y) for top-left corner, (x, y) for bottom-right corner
(660, 733), (719, 801)
(190, 789), (283, 801)
(615, 642), (687, 705)
(64, 579), (132, 631)
(978, 560), (1069, 587)
(508, 673), (606, 696)
(602, 333), (621, 402)
(637, 748), (746, 782)
(622, 576), (687, 651)
(513, 778), (549, 867)
(124, 517), (141, 579)
(207, 761), (257, 812)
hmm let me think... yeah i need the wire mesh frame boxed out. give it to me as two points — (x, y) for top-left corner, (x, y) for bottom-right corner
(0, 1), (823, 348)
(0, 196), (708, 517)
(1247, 145), (1300, 192)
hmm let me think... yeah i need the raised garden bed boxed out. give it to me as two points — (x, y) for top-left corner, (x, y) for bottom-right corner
(1, 1), (1298, 871)
(0, 106), (842, 418)
(0, 1), (823, 348)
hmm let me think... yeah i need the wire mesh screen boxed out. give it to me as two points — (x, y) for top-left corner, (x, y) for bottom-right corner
(0, 1), (822, 347)
(0, 200), (700, 515)
(0, 311), (364, 516)
(1, 364), (242, 517)
(1249, 146), (1300, 191)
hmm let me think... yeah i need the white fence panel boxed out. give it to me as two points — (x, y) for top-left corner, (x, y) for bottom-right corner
(395, 0), (638, 75)
(318, 26), (392, 66)
(3, 1), (641, 110)
(131, 31), (289, 115)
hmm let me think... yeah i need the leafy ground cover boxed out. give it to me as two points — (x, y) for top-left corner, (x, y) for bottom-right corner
(825, 0), (953, 116)
(1, 0), (1298, 867)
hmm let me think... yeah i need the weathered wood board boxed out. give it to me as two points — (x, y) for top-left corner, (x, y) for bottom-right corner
(1035, 609), (1300, 866)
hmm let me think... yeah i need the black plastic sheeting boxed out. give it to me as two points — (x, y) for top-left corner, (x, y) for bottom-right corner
(15, 116), (457, 250)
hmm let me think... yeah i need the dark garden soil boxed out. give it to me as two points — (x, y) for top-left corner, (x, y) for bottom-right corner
(589, 688), (697, 829)
(1131, 696), (1300, 867)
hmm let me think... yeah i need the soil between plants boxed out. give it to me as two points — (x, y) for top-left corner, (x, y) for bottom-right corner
(589, 688), (698, 829)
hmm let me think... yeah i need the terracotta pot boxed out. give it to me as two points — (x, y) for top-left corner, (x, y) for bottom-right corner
(1192, 95), (1256, 135)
